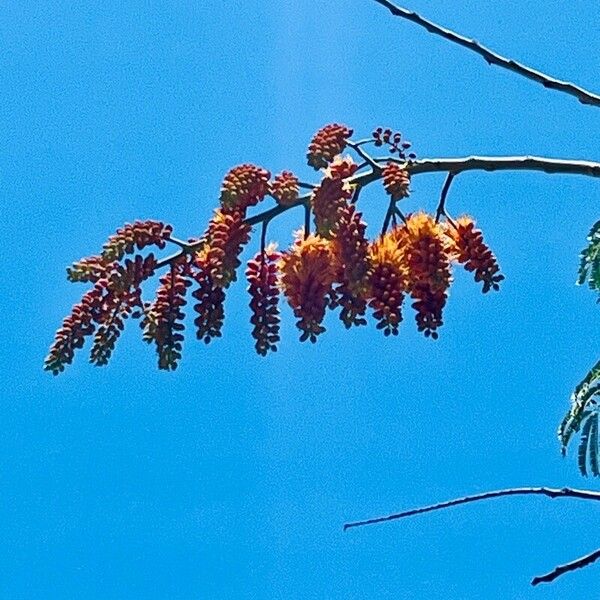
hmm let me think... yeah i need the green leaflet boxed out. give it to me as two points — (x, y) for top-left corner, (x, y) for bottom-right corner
(578, 220), (600, 297)
(578, 413), (598, 477)
(560, 361), (600, 476)
(590, 416), (600, 477)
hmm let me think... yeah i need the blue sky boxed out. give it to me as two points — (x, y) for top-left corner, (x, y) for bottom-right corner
(1, 1), (600, 598)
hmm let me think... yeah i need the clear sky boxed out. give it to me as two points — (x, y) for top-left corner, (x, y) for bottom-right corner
(2, 1), (600, 598)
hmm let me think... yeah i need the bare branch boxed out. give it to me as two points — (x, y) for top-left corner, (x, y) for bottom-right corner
(348, 140), (381, 172)
(382, 156), (600, 179)
(371, 0), (600, 108)
(435, 172), (456, 223)
(532, 547), (600, 586)
(343, 486), (600, 530)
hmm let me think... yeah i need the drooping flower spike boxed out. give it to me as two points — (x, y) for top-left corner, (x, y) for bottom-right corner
(446, 216), (504, 293)
(279, 232), (336, 342)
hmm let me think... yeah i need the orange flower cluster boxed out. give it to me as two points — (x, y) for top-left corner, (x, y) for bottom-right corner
(401, 214), (452, 339)
(67, 256), (106, 283)
(382, 162), (411, 201)
(67, 220), (172, 282)
(312, 177), (354, 238)
(279, 234), (336, 342)
(447, 216), (504, 293)
(142, 261), (192, 370)
(325, 155), (359, 180)
(46, 254), (157, 373)
(246, 245), (281, 355)
(271, 171), (299, 207)
(46, 123), (505, 373)
(307, 123), (353, 170)
(89, 254), (158, 365)
(368, 234), (406, 336)
(100, 220), (172, 263)
(331, 203), (371, 328)
(220, 164), (271, 211)
(45, 285), (104, 374)
(192, 208), (251, 343)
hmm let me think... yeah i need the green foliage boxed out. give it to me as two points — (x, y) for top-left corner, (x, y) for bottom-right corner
(577, 220), (600, 299)
(560, 361), (600, 475)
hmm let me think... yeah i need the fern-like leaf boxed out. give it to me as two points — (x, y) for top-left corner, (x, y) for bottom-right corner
(559, 361), (600, 472)
(590, 415), (600, 477)
(578, 220), (600, 298)
(578, 413), (597, 477)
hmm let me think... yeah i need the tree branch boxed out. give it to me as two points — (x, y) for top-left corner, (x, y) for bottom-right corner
(371, 0), (600, 108)
(384, 156), (600, 179)
(155, 155), (600, 270)
(532, 547), (600, 586)
(343, 486), (600, 530)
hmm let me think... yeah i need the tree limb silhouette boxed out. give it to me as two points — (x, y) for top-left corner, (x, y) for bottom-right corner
(371, 0), (600, 108)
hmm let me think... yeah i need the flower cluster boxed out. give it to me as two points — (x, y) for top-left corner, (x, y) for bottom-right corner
(368, 234), (406, 336)
(311, 177), (354, 238)
(331, 203), (371, 328)
(45, 254), (157, 373)
(401, 213), (452, 339)
(324, 155), (359, 181)
(67, 256), (107, 283)
(307, 123), (353, 170)
(66, 221), (171, 282)
(446, 216), (504, 293)
(142, 261), (192, 370)
(382, 162), (411, 201)
(279, 233), (336, 342)
(220, 164), (271, 211)
(192, 208), (251, 343)
(101, 220), (173, 263)
(271, 171), (299, 207)
(372, 127), (416, 160)
(46, 123), (504, 374)
(246, 245), (281, 355)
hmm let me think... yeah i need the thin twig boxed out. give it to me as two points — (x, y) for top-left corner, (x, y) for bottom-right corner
(532, 547), (600, 586)
(394, 207), (407, 225)
(381, 198), (396, 236)
(435, 172), (456, 223)
(298, 181), (316, 190)
(371, 0), (600, 108)
(260, 219), (269, 255)
(343, 486), (600, 530)
(304, 201), (311, 239)
(348, 140), (381, 172)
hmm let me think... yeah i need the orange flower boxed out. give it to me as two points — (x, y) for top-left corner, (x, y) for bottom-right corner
(191, 255), (226, 344)
(191, 208), (250, 344)
(382, 162), (411, 201)
(307, 123), (353, 170)
(142, 261), (191, 370)
(447, 216), (504, 293)
(324, 155), (359, 180)
(246, 244), (281, 355)
(220, 164), (271, 211)
(331, 204), (371, 328)
(271, 171), (299, 206)
(279, 233), (336, 342)
(403, 213), (452, 339)
(197, 208), (251, 288)
(311, 177), (354, 239)
(368, 233), (406, 336)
